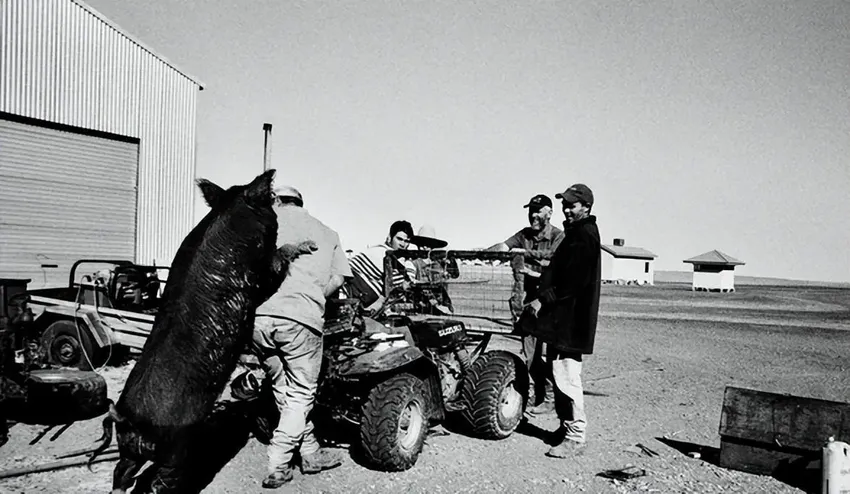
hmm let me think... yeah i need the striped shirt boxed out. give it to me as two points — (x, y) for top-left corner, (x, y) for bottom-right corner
(347, 244), (415, 302)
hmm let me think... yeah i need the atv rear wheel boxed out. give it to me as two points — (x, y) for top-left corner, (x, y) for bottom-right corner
(458, 350), (525, 439)
(360, 373), (429, 471)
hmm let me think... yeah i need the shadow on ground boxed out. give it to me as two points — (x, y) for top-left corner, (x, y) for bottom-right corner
(515, 418), (559, 446)
(655, 437), (821, 494)
(176, 400), (256, 493)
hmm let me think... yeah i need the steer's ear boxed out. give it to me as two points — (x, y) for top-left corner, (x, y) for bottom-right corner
(246, 169), (276, 204)
(197, 179), (227, 210)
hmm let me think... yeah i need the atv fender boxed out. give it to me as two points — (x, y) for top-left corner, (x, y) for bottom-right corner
(337, 345), (427, 377)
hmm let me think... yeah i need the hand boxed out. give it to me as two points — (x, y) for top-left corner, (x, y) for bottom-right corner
(519, 267), (541, 278)
(278, 240), (318, 261)
(365, 296), (386, 316)
(526, 299), (542, 316)
(296, 240), (319, 254)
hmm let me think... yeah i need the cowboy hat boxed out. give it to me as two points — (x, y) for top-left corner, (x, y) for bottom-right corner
(411, 224), (448, 249)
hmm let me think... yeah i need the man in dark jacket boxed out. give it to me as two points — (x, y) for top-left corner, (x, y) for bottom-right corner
(524, 183), (601, 458)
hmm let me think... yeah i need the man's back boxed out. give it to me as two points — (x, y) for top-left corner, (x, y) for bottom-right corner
(256, 205), (351, 332)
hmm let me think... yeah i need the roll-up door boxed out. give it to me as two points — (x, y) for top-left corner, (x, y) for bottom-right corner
(0, 114), (139, 289)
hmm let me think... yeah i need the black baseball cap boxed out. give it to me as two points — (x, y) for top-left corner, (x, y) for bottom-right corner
(556, 184), (594, 206)
(523, 194), (553, 209)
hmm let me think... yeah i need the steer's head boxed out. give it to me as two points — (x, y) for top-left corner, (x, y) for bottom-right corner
(189, 169), (280, 274)
(197, 169), (276, 214)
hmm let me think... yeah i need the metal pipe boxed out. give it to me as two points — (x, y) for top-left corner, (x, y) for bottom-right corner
(262, 123), (273, 171)
(0, 451), (120, 479)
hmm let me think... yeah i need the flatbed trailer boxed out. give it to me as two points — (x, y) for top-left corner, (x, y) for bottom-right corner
(22, 259), (166, 369)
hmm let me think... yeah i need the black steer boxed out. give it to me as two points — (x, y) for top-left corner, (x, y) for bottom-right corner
(89, 170), (315, 493)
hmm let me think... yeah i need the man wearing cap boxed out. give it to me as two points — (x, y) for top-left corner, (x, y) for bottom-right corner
(525, 183), (601, 458)
(488, 194), (565, 414)
(347, 220), (417, 311)
(252, 185), (352, 488)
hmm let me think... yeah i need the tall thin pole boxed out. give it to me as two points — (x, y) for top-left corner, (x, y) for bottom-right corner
(262, 123), (273, 171)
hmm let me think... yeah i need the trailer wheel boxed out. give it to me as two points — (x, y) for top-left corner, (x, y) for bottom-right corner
(7, 369), (109, 425)
(41, 320), (103, 370)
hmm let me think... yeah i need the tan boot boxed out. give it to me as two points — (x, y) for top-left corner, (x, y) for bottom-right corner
(546, 439), (586, 458)
(301, 448), (343, 474)
(527, 385), (555, 415)
(527, 399), (555, 415)
(262, 467), (293, 489)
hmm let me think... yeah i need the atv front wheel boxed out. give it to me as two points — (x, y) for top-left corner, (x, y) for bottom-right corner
(360, 373), (429, 471)
(459, 350), (525, 439)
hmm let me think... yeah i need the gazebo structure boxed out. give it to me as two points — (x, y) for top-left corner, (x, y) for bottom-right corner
(683, 250), (745, 292)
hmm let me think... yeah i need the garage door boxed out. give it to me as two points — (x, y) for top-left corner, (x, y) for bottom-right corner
(0, 114), (139, 289)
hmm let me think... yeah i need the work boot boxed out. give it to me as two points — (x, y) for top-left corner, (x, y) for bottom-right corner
(546, 439), (586, 458)
(262, 467), (293, 489)
(527, 400), (555, 415)
(527, 385), (555, 415)
(300, 448), (343, 474)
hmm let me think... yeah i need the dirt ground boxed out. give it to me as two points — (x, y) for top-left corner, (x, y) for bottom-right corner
(1, 283), (848, 493)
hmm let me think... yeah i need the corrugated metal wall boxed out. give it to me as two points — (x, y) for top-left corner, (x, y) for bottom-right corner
(0, 0), (203, 266)
(0, 116), (139, 287)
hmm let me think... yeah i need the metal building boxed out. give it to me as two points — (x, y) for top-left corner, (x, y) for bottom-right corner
(0, 0), (204, 288)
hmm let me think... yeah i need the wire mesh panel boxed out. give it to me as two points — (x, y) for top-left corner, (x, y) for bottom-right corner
(388, 250), (522, 334)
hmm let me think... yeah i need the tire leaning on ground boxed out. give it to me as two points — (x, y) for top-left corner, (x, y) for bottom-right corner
(458, 350), (525, 439)
(360, 373), (429, 472)
(40, 320), (102, 370)
(6, 369), (109, 425)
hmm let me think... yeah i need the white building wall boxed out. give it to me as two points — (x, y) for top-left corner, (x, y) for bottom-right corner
(718, 270), (735, 290)
(692, 270), (736, 291)
(0, 0), (203, 266)
(602, 252), (654, 285)
(601, 251), (614, 280)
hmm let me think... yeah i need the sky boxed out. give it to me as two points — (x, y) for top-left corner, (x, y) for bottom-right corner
(86, 0), (850, 283)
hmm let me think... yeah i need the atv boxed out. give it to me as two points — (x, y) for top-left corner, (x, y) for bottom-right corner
(316, 298), (527, 471)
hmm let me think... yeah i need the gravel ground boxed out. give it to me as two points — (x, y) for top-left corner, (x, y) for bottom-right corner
(1, 285), (848, 493)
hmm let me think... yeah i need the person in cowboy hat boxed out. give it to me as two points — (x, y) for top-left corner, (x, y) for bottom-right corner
(487, 193), (565, 415)
(410, 225), (459, 284)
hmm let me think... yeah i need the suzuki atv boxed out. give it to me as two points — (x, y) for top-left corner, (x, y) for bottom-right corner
(232, 293), (528, 472)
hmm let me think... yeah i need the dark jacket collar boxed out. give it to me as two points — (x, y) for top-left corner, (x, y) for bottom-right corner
(563, 215), (597, 230)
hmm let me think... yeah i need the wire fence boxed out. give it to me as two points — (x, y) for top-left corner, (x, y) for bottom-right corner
(390, 250), (521, 334)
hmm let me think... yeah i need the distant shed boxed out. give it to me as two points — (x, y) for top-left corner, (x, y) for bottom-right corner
(683, 250), (745, 292)
(601, 238), (657, 285)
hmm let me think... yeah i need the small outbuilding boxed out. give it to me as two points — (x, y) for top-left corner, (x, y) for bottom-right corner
(683, 250), (745, 292)
(601, 238), (657, 285)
